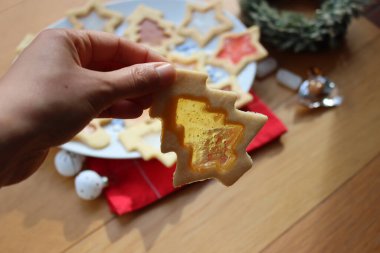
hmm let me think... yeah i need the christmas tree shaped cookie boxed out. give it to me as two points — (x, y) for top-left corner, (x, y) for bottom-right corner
(124, 5), (183, 55)
(209, 26), (268, 74)
(179, 1), (233, 47)
(150, 69), (267, 186)
(66, 0), (124, 33)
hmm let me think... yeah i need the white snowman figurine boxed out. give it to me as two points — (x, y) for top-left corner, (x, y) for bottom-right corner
(75, 170), (108, 200)
(54, 150), (85, 177)
(54, 149), (108, 200)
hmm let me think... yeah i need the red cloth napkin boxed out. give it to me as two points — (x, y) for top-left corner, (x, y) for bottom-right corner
(87, 93), (287, 215)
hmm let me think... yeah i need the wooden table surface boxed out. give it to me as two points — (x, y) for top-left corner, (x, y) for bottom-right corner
(1, 1), (380, 252)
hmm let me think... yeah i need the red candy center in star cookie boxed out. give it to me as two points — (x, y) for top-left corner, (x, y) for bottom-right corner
(216, 34), (257, 64)
(138, 18), (169, 46)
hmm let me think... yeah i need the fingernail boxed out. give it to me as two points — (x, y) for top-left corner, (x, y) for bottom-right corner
(155, 63), (176, 86)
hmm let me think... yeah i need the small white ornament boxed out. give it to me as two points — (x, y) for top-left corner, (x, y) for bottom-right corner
(276, 68), (302, 90)
(54, 150), (85, 177)
(257, 57), (278, 78)
(75, 170), (108, 200)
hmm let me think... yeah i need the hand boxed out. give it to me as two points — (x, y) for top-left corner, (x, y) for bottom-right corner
(0, 29), (176, 187)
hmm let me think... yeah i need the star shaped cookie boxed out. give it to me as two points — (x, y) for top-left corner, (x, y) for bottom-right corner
(178, 1), (233, 47)
(124, 5), (184, 55)
(209, 26), (268, 74)
(150, 69), (267, 187)
(66, 0), (124, 33)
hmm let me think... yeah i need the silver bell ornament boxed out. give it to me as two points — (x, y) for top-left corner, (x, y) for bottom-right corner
(54, 150), (85, 177)
(298, 67), (343, 109)
(75, 170), (108, 200)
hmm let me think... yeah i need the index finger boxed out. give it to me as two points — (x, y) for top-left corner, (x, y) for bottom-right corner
(64, 29), (167, 68)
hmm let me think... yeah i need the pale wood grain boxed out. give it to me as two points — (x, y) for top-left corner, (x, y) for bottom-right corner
(0, 149), (114, 253)
(0, 1), (379, 253)
(65, 35), (380, 253)
(262, 154), (380, 253)
(0, 0), (24, 14)
(0, 0), (83, 76)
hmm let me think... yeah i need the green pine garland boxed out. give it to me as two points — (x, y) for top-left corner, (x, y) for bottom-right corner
(239, 0), (369, 52)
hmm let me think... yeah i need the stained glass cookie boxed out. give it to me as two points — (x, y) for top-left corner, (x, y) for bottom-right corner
(124, 5), (184, 55)
(150, 69), (267, 187)
(208, 26), (268, 74)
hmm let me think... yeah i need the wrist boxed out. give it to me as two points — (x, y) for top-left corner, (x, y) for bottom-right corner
(0, 97), (29, 152)
(0, 79), (43, 186)
(0, 77), (37, 151)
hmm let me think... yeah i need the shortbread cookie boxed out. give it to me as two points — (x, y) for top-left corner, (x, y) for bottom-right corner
(205, 63), (230, 85)
(178, 1), (233, 47)
(150, 69), (267, 187)
(119, 120), (177, 167)
(73, 118), (112, 149)
(210, 77), (253, 109)
(174, 38), (201, 56)
(208, 26), (268, 75)
(124, 5), (183, 55)
(123, 110), (153, 127)
(167, 52), (206, 71)
(67, 0), (123, 33)
(15, 33), (35, 56)
(13, 33), (36, 63)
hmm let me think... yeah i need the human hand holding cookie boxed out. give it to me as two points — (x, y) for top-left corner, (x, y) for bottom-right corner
(0, 28), (175, 187)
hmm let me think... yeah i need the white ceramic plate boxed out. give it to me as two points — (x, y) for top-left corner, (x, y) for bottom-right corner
(54, 0), (257, 159)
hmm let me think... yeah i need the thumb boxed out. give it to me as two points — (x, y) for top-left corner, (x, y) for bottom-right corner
(96, 62), (176, 102)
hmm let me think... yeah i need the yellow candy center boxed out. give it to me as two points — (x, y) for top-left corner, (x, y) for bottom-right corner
(173, 97), (243, 172)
